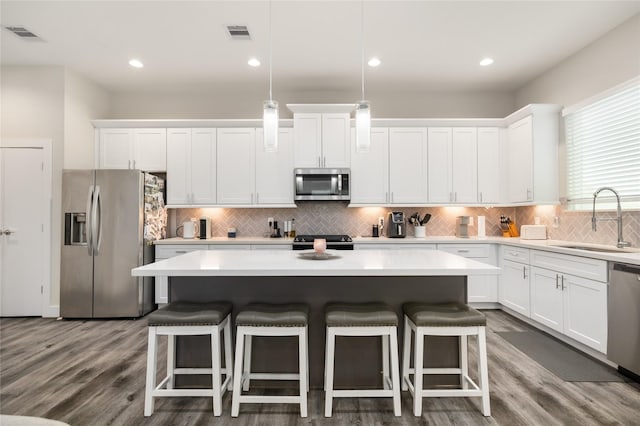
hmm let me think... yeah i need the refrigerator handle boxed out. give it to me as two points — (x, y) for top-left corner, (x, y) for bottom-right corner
(93, 185), (103, 255)
(86, 186), (94, 256)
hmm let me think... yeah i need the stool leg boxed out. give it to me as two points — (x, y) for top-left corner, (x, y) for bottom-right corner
(223, 316), (234, 391)
(324, 327), (336, 417)
(166, 334), (175, 390)
(389, 327), (402, 417)
(478, 327), (491, 416)
(231, 328), (246, 418)
(242, 335), (252, 391)
(211, 327), (222, 416)
(144, 327), (158, 417)
(382, 334), (390, 390)
(306, 325), (310, 392)
(401, 315), (411, 391)
(460, 335), (468, 390)
(413, 329), (424, 417)
(299, 326), (308, 418)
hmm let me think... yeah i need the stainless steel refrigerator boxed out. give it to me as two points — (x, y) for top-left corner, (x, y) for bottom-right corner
(61, 169), (166, 318)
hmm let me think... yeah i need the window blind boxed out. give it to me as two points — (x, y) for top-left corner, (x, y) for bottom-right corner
(565, 80), (640, 210)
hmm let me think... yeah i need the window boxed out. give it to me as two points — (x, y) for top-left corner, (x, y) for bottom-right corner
(564, 78), (640, 210)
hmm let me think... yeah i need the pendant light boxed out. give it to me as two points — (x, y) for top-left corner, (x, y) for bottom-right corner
(355, 0), (370, 152)
(263, 0), (278, 152)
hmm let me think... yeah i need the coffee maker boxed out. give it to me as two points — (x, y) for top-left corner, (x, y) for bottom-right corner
(387, 212), (406, 238)
(199, 217), (212, 239)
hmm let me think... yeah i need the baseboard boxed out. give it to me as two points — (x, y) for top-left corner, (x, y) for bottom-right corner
(44, 304), (60, 318)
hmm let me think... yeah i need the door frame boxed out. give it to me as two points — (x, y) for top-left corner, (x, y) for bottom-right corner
(0, 138), (53, 317)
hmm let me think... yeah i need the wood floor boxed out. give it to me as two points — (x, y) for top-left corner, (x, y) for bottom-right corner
(1, 310), (639, 425)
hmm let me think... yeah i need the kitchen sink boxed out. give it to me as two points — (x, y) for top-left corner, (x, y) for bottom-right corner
(551, 244), (640, 254)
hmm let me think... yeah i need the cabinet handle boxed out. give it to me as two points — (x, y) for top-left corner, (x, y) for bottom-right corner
(561, 275), (565, 291)
(385, 192), (388, 203)
(555, 274), (560, 289)
(175, 250), (187, 254)
(133, 160), (136, 169)
(455, 192), (457, 202)
(527, 188), (532, 200)
(510, 251), (519, 257)
(251, 193), (254, 204)
(479, 192), (482, 203)
(323, 156), (326, 167)
(457, 249), (470, 253)
(256, 193), (259, 204)
(391, 192), (394, 203)
(318, 156), (321, 167)
(128, 160), (131, 169)
(523, 266), (527, 279)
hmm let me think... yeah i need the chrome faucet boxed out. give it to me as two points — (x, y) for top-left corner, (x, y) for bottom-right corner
(592, 187), (631, 248)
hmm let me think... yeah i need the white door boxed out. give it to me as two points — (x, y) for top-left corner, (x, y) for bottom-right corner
(563, 274), (608, 352)
(133, 128), (167, 172)
(350, 128), (389, 204)
(388, 128), (428, 204)
(0, 147), (44, 316)
(507, 116), (533, 202)
(255, 128), (294, 205)
(321, 113), (350, 168)
(427, 127), (452, 203)
(477, 127), (501, 203)
(294, 113), (322, 167)
(500, 260), (530, 317)
(190, 128), (217, 205)
(451, 127), (478, 203)
(530, 266), (564, 332)
(217, 128), (256, 204)
(166, 128), (192, 205)
(99, 128), (132, 169)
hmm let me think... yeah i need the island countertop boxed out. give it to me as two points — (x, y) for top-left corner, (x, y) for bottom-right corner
(132, 248), (500, 277)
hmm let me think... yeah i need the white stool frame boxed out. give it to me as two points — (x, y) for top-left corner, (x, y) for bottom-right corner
(401, 315), (490, 417)
(231, 325), (309, 418)
(324, 325), (402, 417)
(144, 314), (234, 417)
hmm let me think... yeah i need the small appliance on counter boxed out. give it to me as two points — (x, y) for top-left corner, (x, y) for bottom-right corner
(387, 212), (406, 238)
(520, 225), (547, 240)
(179, 218), (198, 239)
(456, 216), (470, 238)
(199, 217), (212, 239)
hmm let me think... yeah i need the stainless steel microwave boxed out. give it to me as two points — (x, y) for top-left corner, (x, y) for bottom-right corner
(294, 168), (350, 201)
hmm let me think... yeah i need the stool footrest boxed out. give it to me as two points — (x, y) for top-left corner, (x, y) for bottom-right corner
(236, 395), (303, 404)
(420, 389), (483, 398)
(246, 372), (300, 381)
(331, 389), (397, 398)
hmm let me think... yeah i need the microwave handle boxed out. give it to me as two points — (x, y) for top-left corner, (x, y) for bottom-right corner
(331, 175), (338, 194)
(295, 175), (303, 195)
(337, 174), (342, 193)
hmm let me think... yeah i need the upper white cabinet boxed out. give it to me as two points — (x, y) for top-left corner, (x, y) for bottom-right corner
(255, 128), (295, 205)
(426, 128), (452, 203)
(388, 128), (428, 204)
(166, 128), (217, 205)
(98, 128), (166, 171)
(350, 128), (390, 204)
(217, 128), (256, 205)
(476, 127), (502, 204)
(291, 107), (351, 168)
(506, 104), (561, 204)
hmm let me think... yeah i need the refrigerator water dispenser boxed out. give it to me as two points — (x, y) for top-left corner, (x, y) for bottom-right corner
(64, 212), (87, 245)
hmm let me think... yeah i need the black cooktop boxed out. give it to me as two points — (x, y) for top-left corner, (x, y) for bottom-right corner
(293, 234), (352, 243)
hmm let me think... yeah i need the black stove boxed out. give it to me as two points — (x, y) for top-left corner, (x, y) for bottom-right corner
(292, 234), (354, 250)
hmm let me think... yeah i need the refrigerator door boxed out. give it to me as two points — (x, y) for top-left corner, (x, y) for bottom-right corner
(61, 170), (95, 318)
(92, 170), (145, 317)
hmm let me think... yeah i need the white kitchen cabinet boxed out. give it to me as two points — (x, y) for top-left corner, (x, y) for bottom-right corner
(388, 128), (428, 204)
(563, 273), (607, 353)
(530, 266), (565, 331)
(255, 128), (294, 205)
(427, 128), (477, 203)
(427, 128), (452, 203)
(98, 128), (166, 171)
(506, 104), (561, 204)
(476, 127), (501, 204)
(438, 244), (498, 304)
(354, 243), (437, 250)
(217, 128), (256, 205)
(293, 113), (350, 168)
(350, 128), (390, 204)
(499, 246), (531, 317)
(166, 128), (217, 205)
(154, 244), (204, 304)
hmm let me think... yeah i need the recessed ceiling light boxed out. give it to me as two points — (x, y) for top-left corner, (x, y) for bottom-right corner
(479, 57), (494, 67)
(248, 58), (261, 67)
(368, 57), (381, 67)
(129, 59), (144, 68)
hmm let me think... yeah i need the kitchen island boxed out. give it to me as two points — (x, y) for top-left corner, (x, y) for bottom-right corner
(133, 249), (500, 387)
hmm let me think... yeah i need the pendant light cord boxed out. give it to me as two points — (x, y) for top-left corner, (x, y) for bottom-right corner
(269, 0), (273, 102)
(360, 0), (364, 100)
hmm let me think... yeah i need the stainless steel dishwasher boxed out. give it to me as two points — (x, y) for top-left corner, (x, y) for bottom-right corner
(608, 262), (640, 379)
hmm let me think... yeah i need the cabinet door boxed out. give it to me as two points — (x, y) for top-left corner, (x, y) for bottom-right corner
(438, 244), (497, 303)
(427, 128), (452, 203)
(451, 127), (477, 203)
(191, 129), (217, 204)
(477, 127), (501, 203)
(388, 128), (428, 203)
(255, 128), (294, 204)
(507, 116), (533, 202)
(166, 128), (192, 205)
(294, 113), (322, 167)
(350, 128), (389, 204)
(99, 128), (132, 169)
(530, 266), (563, 332)
(321, 113), (350, 167)
(563, 274), (607, 352)
(500, 260), (530, 317)
(133, 129), (167, 171)
(217, 128), (255, 204)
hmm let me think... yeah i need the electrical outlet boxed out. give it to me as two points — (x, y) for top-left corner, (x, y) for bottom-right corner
(378, 217), (385, 228)
(552, 216), (560, 228)
(469, 217), (474, 226)
(267, 217), (274, 227)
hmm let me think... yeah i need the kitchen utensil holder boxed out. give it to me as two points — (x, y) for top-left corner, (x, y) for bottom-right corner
(414, 226), (426, 238)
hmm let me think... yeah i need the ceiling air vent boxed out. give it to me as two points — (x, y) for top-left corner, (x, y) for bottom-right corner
(4, 26), (43, 41)
(226, 25), (251, 40)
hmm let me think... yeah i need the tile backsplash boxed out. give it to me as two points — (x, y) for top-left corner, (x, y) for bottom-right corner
(170, 202), (639, 247)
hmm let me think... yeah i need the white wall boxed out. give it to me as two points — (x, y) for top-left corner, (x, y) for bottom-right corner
(1, 65), (65, 313)
(63, 70), (110, 169)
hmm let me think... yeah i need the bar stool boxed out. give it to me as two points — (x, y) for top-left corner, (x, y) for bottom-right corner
(144, 301), (233, 417)
(231, 303), (309, 417)
(324, 302), (401, 417)
(401, 302), (490, 417)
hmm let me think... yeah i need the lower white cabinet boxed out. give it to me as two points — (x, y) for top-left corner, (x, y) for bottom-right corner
(354, 243), (437, 250)
(154, 245), (204, 304)
(500, 258), (530, 317)
(438, 244), (497, 303)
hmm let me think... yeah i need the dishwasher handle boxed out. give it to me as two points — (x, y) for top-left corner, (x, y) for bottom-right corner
(612, 263), (640, 275)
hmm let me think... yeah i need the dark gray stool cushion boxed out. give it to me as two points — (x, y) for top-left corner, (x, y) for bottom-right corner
(325, 302), (398, 327)
(235, 303), (309, 327)
(147, 301), (232, 327)
(403, 302), (486, 327)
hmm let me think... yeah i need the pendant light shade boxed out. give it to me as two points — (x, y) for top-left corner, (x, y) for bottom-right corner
(355, 100), (370, 152)
(263, 0), (278, 152)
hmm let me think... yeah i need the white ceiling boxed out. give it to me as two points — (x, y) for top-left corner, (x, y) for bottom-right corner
(1, 1), (639, 95)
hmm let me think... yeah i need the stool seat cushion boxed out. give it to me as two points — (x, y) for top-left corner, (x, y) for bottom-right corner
(235, 303), (309, 327)
(325, 302), (398, 327)
(403, 302), (486, 327)
(147, 301), (232, 326)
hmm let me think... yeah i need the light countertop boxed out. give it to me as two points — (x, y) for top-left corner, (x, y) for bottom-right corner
(133, 248), (500, 277)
